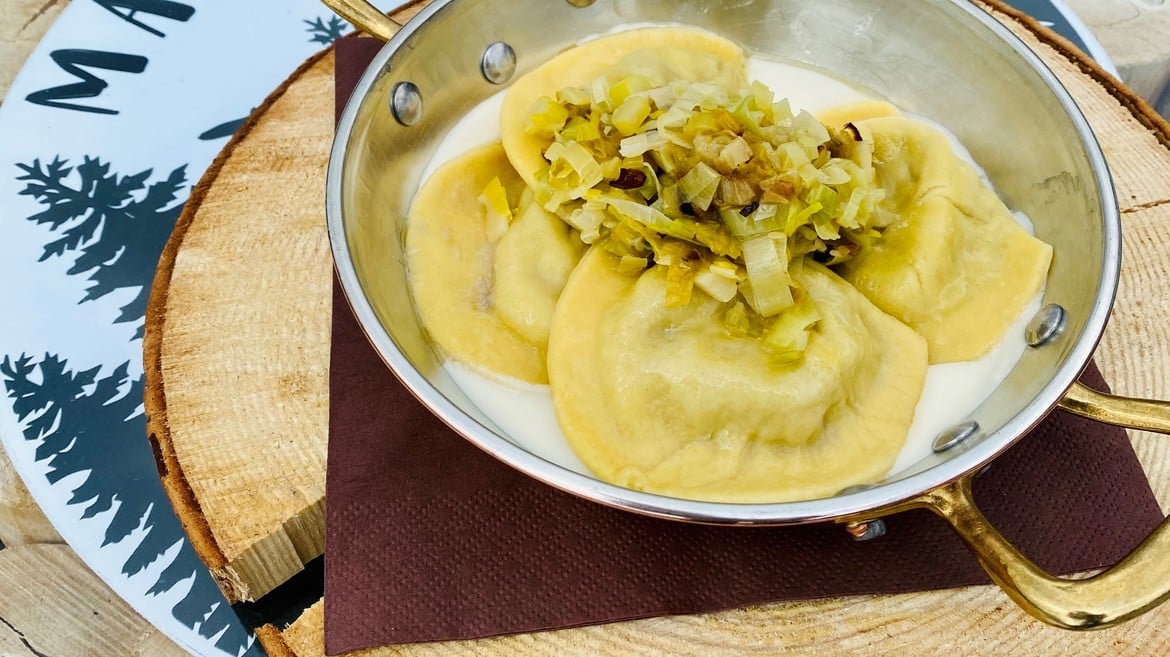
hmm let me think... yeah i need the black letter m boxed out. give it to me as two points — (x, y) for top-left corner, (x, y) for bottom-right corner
(25, 50), (149, 115)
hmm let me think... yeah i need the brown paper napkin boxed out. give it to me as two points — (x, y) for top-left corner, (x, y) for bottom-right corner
(324, 36), (1163, 656)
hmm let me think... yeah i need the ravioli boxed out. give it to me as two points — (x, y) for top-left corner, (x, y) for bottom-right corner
(494, 200), (585, 346)
(816, 100), (900, 129)
(838, 117), (1053, 363)
(500, 27), (747, 188)
(547, 250), (928, 503)
(407, 143), (575, 383)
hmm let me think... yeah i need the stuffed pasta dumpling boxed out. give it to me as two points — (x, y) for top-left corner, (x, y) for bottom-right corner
(406, 143), (581, 383)
(547, 249), (928, 503)
(838, 117), (1053, 363)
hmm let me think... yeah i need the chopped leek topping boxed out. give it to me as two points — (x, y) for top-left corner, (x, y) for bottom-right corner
(525, 47), (888, 363)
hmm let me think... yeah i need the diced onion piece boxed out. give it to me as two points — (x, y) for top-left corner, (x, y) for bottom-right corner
(590, 76), (610, 110)
(678, 162), (721, 211)
(792, 109), (831, 146)
(719, 177), (755, 206)
(526, 96), (570, 138)
(545, 140), (604, 203)
(608, 75), (652, 107)
(839, 189), (866, 228)
(722, 301), (751, 337)
(478, 177), (512, 241)
(557, 86), (591, 106)
(818, 163), (852, 186)
(741, 233), (794, 317)
(567, 203), (605, 243)
(584, 190), (700, 247)
(617, 255), (649, 274)
(695, 268), (739, 303)
(763, 290), (821, 364)
(719, 136), (753, 170)
(619, 129), (668, 157)
(776, 141), (811, 169)
(600, 157), (623, 180)
(709, 258), (742, 280)
(561, 116), (602, 142)
(684, 111), (723, 138)
(611, 95), (653, 136)
(772, 98), (794, 122)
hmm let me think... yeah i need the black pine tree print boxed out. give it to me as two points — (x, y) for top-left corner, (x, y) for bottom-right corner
(305, 15), (349, 44)
(2, 354), (255, 655)
(15, 156), (187, 337)
(8, 155), (257, 654)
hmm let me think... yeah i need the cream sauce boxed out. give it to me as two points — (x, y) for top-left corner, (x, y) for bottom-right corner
(418, 56), (1041, 483)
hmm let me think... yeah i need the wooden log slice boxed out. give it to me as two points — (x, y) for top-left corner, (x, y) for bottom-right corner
(142, 0), (428, 609)
(146, 0), (1170, 655)
(143, 47), (335, 603)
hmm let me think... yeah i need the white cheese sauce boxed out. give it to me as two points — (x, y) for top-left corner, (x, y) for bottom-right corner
(417, 56), (1041, 482)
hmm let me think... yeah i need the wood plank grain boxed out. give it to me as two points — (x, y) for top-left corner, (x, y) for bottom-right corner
(0, 0), (68, 104)
(0, 451), (61, 546)
(0, 544), (188, 657)
(270, 590), (1170, 657)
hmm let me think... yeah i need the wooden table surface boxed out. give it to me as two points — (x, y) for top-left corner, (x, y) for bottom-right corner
(3, 2), (1170, 657)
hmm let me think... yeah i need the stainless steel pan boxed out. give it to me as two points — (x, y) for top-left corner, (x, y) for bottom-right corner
(322, 0), (1170, 629)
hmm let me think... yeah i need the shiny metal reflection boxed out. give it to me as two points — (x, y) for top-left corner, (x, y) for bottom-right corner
(1027, 303), (1068, 347)
(481, 42), (517, 84)
(933, 421), (980, 453)
(390, 81), (423, 126)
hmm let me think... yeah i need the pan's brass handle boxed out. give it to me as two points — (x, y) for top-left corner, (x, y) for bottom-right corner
(322, 0), (404, 42)
(1058, 381), (1170, 433)
(911, 381), (1170, 629)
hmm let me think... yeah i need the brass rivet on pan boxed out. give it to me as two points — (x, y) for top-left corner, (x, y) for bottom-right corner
(933, 421), (980, 453)
(481, 42), (517, 84)
(390, 81), (422, 126)
(845, 520), (887, 541)
(1026, 303), (1067, 347)
(566, 0), (595, 6)
(838, 485), (886, 541)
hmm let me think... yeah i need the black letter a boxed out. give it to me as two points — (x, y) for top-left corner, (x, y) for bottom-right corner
(25, 50), (149, 115)
(93, 0), (196, 38)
